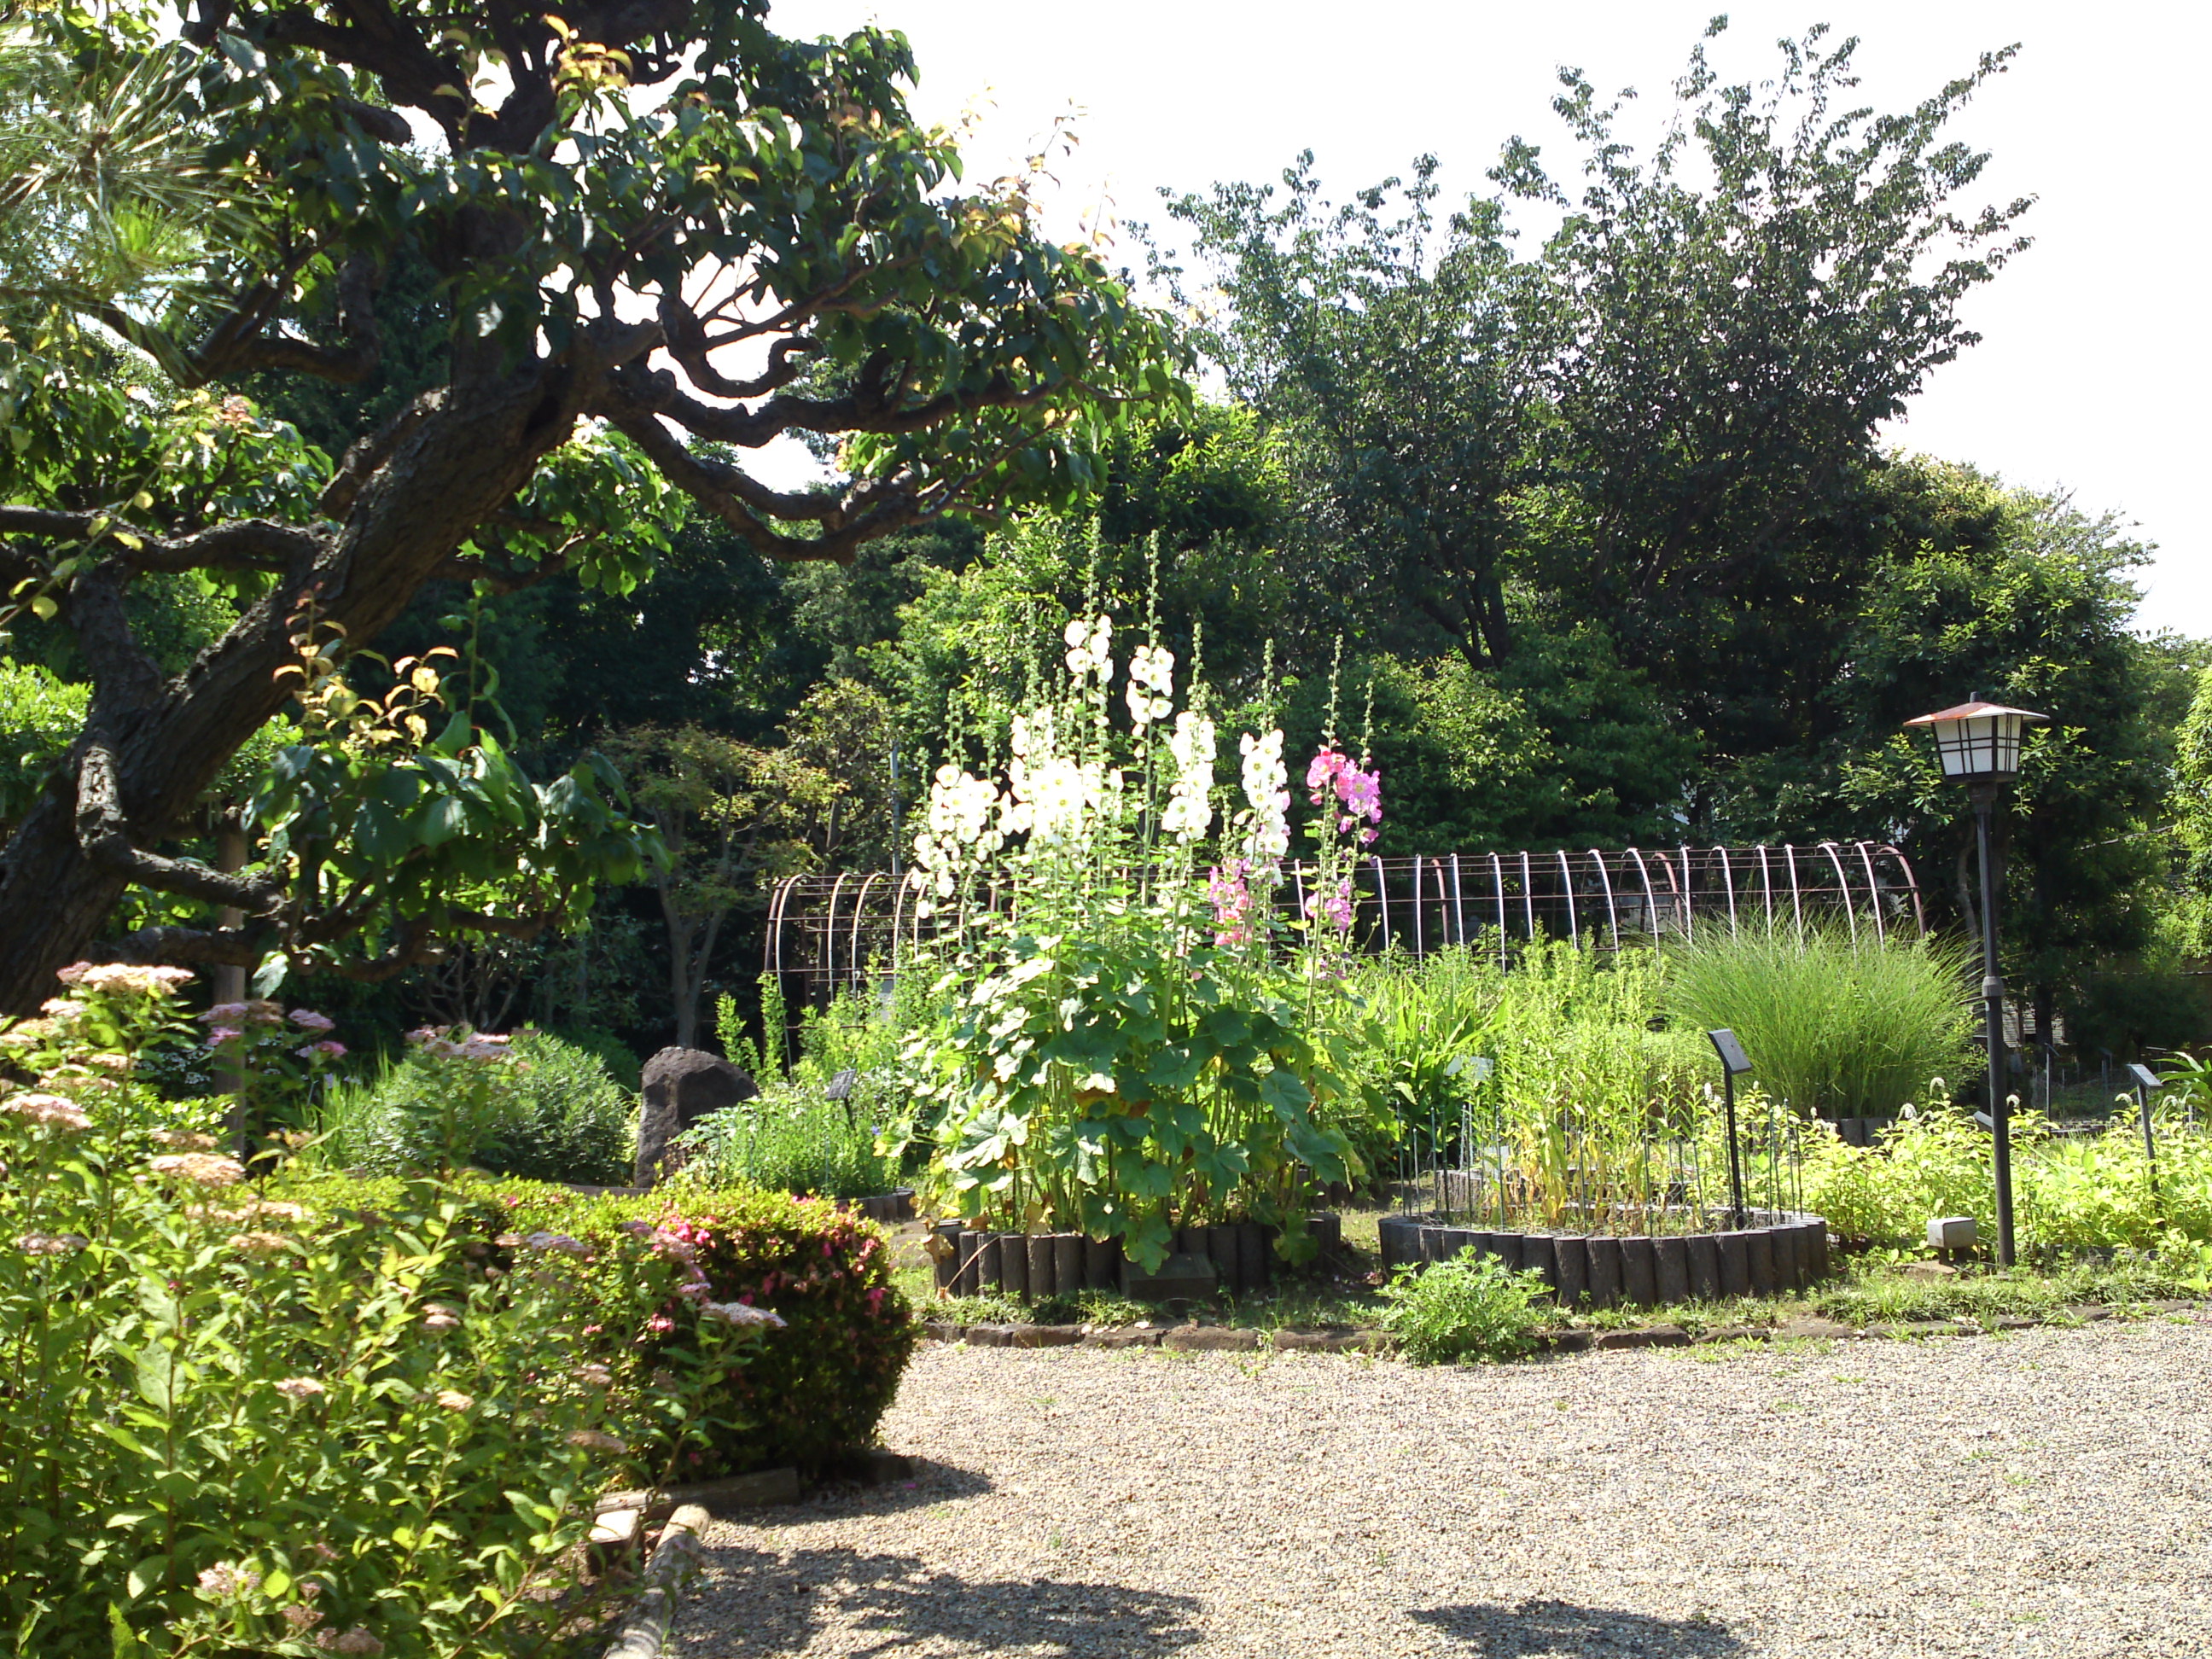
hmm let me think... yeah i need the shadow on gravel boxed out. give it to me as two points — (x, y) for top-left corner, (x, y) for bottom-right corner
(681, 1545), (1203, 1656)
(790, 1459), (996, 1518)
(1409, 1598), (1745, 1656)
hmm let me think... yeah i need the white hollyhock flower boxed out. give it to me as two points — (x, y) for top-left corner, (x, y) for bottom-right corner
(1238, 729), (1290, 864)
(1161, 710), (1216, 841)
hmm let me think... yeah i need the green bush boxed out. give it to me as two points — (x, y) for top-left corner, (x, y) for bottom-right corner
(316, 1027), (636, 1184)
(1378, 1249), (1551, 1364)
(519, 1185), (920, 1478)
(280, 1174), (921, 1479)
(672, 1076), (899, 1199)
(1, 971), (764, 1658)
(1803, 1108), (2212, 1253)
(1662, 923), (1974, 1121)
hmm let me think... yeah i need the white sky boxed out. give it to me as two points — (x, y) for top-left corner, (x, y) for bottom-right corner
(768, 0), (2209, 641)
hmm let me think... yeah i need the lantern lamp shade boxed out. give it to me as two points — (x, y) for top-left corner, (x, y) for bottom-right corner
(1903, 701), (2049, 783)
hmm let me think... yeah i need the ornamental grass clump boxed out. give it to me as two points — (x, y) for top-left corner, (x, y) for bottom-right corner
(1662, 922), (1974, 1121)
(903, 604), (1390, 1267)
(0, 967), (770, 1656)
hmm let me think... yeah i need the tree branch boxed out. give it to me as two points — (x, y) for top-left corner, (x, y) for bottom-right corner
(0, 507), (323, 574)
(74, 744), (287, 911)
(92, 923), (270, 969)
(188, 250), (382, 386)
(605, 356), (1061, 451)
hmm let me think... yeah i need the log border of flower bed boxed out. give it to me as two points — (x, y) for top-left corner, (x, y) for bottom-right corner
(1378, 1209), (1831, 1308)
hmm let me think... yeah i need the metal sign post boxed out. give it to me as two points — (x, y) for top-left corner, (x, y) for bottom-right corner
(2128, 1062), (2163, 1204)
(1708, 1028), (1753, 1225)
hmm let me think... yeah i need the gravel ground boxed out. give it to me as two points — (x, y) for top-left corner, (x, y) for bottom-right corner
(678, 1315), (2212, 1658)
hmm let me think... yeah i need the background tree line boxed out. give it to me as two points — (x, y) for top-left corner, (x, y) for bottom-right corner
(3, 9), (2203, 1064)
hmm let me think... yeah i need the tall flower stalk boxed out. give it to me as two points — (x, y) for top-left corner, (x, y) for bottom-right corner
(905, 605), (1375, 1266)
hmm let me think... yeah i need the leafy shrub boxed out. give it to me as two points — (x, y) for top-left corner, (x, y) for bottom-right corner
(1, 970), (764, 1657)
(543, 1022), (644, 1091)
(280, 1175), (921, 1479)
(1803, 1107), (2212, 1253)
(316, 1027), (635, 1184)
(515, 1185), (920, 1478)
(672, 1076), (899, 1199)
(1378, 1249), (1551, 1364)
(1662, 923), (1974, 1121)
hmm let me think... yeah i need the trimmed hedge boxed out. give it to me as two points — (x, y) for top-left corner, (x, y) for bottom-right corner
(276, 1173), (918, 1477)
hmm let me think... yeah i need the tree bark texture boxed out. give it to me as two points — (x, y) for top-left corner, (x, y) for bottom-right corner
(0, 368), (579, 1011)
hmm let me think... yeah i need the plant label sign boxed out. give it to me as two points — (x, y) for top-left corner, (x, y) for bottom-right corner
(1707, 1028), (1753, 1076)
(2127, 1062), (2163, 1095)
(824, 1067), (859, 1102)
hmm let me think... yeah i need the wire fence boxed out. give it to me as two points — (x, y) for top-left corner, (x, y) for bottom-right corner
(765, 841), (1924, 996)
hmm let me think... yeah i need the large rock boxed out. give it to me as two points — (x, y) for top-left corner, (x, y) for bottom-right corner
(634, 1047), (757, 1186)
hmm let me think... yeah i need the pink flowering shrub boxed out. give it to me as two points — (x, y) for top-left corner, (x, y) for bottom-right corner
(509, 1184), (918, 1478)
(273, 1176), (918, 1481)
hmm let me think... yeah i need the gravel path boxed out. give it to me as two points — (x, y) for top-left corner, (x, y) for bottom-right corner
(679, 1315), (2212, 1658)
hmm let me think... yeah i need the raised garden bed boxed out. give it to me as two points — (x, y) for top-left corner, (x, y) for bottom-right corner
(1378, 1208), (1831, 1307)
(842, 1187), (916, 1224)
(932, 1214), (1344, 1301)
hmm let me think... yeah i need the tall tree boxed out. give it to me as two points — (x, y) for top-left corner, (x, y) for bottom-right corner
(600, 724), (830, 1051)
(1499, 22), (2029, 757)
(1163, 155), (1545, 668)
(0, 1), (1183, 1010)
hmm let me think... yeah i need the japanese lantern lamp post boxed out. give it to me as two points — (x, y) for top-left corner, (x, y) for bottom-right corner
(1904, 700), (2048, 1267)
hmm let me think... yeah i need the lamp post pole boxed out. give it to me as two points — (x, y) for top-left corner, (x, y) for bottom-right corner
(1905, 698), (2046, 1272)
(1970, 782), (2015, 1267)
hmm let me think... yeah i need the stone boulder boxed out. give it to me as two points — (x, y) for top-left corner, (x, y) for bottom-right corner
(634, 1046), (758, 1186)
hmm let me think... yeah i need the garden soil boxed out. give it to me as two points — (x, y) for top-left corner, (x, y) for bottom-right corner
(677, 1315), (2212, 1657)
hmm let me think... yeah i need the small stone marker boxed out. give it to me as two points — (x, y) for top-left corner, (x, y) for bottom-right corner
(1928, 1215), (1977, 1251)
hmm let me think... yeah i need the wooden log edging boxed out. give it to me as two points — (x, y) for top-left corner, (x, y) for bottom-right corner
(931, 1214), (1345, 1301)
(1378, 1210), (1832, 1308)
(842, 1188), (916, 1224)
(597, 1502), (709, 1659)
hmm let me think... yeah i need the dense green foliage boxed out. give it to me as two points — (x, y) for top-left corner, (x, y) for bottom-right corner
(673, 1078), (898, 1200)
(315, 1028), (637, 1185)
(0, 975), (769, 1657)
(1379, 1250), (1551, 1364)
(271, 1173), (918, 1481)
(1806, 1104), (2212, 1254)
